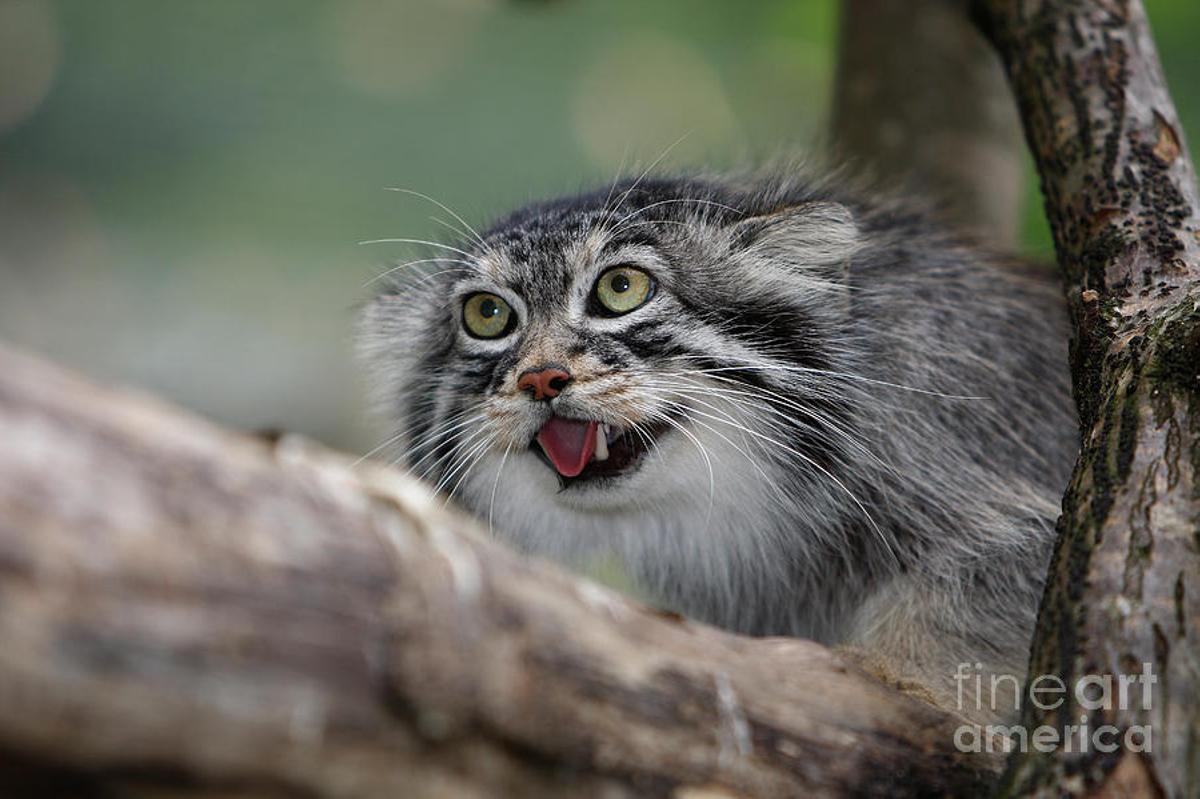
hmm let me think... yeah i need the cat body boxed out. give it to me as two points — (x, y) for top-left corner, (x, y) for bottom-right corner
(360, 172), (1077, 722)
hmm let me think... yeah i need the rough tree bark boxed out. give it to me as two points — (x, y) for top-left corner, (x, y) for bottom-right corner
(975, 1), (1200, 797)
(0, 343), (994, 797)
(832, 0), (1025, 246)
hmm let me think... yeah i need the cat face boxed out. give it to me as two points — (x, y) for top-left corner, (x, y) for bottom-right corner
(360, 177), (862, 568)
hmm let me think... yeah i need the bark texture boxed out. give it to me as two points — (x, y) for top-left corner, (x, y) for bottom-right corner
(0, 343), (995, 798)
(976, 1), (1200, 796)
(832, 0), (1026, 246)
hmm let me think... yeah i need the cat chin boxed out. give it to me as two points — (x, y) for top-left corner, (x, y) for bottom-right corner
(518, 448), (667, 512)
(459, 425), (744, 520)
(457, 435), (797, 608)
(458, 448), (717, 564)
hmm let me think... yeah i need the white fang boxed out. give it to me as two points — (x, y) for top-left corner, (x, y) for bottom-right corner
(594, 424), (609, 461)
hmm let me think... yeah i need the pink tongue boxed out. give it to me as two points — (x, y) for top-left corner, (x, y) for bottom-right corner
(536, 417), (598, 478)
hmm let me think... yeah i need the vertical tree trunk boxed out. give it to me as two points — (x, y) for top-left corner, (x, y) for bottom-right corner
(833, 0), (1025, 246)
(976, 2), (1200, 796)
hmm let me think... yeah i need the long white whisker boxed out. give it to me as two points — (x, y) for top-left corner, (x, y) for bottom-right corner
(385, 187), (488, 251)
(359, 403), (483, 469)
(363, 256), (476, 288)
(408, 266), (479, 289)
(434, 428), (496, 498)
(648, 411), (716, 529)
(593, 132), (692, 238)
(487, 443), (513, 536)
(649, 396), (781, 493)
(442, 433), (500, 506)
(671, 400), (898, 566)
(664, 354), (989, 401)
(597, 141), (633, 229)
(354, 430), (408, 467)
(406, 410), (490, 476)
(608, 197), (742, 238)
(357, 237), (476, 259)
(646, 373), (895, 476)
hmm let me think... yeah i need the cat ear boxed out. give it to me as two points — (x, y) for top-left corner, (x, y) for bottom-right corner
(729, 201), (860, 269)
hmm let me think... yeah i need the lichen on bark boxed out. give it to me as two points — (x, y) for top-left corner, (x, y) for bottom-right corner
(976, 1), (1200, 795)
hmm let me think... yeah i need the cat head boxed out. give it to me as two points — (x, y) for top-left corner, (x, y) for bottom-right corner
(359, 175), (863, 570)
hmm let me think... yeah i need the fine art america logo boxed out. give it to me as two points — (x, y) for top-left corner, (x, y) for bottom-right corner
(952, 662), (1156, 754)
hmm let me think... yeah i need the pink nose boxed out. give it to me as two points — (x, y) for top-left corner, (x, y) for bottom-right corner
(517, 366), (572, 400)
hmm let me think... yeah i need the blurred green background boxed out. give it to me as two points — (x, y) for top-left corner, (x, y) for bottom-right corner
(2, 0), (1197, 452)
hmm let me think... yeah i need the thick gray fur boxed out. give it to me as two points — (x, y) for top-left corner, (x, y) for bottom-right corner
(358, 170), (1077, 723)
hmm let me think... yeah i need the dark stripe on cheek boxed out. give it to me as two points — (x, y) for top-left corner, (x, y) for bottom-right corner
(612, 319), (688, 361)
(623, 331), (685, 360)
(599, 226), (660, 252)
(565, 328), (630, 368)
(673, 283), (833, 374)
(593, 343), (630, 368)
(678, 351), (853, 475)
(485, 347), (522, 393)
(718, 306), (831, 372)
(456, 352), (504, 394)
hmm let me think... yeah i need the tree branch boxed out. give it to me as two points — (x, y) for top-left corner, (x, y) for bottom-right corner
(832, 0), (1025, 246)
(0, 342), (994, 798)
(975, 1), (1200, 796)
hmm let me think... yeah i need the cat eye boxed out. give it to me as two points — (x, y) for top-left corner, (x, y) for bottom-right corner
(593, 266), (654, 316)
(462, 292), (515, 339)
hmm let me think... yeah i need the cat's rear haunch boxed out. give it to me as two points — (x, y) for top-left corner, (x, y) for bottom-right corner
(358, 172), (1076, 724)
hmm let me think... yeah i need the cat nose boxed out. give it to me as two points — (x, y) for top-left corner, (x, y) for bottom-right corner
(516, 366), (572, 401)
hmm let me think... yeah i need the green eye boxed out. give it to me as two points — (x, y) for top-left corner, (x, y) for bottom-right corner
(462, 292), (514, 338)
(594, 266), (654, 315)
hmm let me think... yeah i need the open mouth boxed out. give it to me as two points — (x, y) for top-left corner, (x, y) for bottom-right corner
(532, 416), (669, 487)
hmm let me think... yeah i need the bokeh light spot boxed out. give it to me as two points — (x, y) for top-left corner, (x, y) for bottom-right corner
(0, 0), (60, 133)
(571, 33), (740, 171)
(329, 0), (496, 99)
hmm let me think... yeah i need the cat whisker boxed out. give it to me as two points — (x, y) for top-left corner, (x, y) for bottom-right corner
(354, 429), (408, 467)
(607, 197), (743, 239)
(653, 403), (813, 576)
(363, 256), (477, 288)
(648, 395), (783, 497)
(642, 407), (717, 530)
(596, 142), (633, 231)
(647, 374), (880, 464)
(359, 403), (484, 470)
(605, 219), (694, 234)
(604, 409), (675, 521)
(678, 400), (898, 566)
(408, 266), (480, 289)
(648, 372), (896, 476)
(406, 408), (490, 477)
(429, 216), (478, 247)
(487, 443), (513, 536)
(634, 381), (896, 565)
(357, 236), (477, 259)
(664, 354), (990, 401)
(592, 132), (692, 238)
(384, 187), (489, 253)
(443, 438), (500, 506)
(434, 427), (498, 499)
